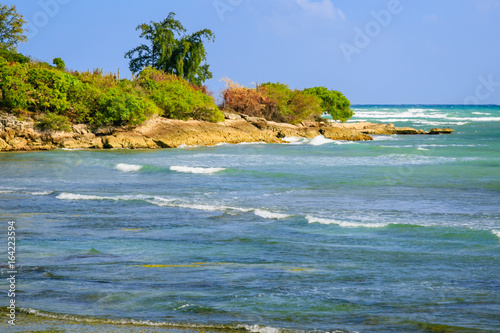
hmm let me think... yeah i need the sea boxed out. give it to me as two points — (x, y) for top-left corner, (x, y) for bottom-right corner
(1, 105), (499, 332)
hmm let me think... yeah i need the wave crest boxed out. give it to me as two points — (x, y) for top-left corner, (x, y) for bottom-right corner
(254, 209), (291, 220)
(115, 163), (143, 172)
(170, 166), (226, 174)
(306, 215), (389, 228)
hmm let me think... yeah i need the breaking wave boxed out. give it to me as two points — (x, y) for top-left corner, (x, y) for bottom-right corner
(115, 163), (143, 172)
(56, 192), (292, 221)
(306, 215), (389, 228)
(170, 166), (226, 174)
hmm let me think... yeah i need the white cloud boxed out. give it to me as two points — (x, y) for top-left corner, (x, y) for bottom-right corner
(295, 0), (346, 20)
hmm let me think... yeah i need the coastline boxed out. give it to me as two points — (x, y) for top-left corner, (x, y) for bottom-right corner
(0, 111), (453, 152)
(1, 307), (484, 333)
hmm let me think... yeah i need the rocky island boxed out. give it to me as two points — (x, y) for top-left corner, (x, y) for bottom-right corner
(0, 110), (453, 151)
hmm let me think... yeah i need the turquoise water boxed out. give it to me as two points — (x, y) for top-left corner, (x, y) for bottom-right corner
(1, 105), (499, 332)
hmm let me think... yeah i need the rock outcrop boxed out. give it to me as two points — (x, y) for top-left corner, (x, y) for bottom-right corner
(0, 111), (454, 152)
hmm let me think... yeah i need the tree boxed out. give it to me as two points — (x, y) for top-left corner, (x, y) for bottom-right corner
(125, 12), (215, 86)
(53, 58), (65, 70)
(0, 4), (27, 51)
(304, 86), (353, 122)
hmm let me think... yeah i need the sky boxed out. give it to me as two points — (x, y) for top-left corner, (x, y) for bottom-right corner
(5, 0), (500, 104)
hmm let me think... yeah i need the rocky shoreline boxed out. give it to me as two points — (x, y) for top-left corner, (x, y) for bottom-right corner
(0, 111), (454, 152)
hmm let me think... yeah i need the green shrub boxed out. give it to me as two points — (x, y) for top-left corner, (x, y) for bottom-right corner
(304, 87), (353, 122)
(0, 50), (30, 64)
(259, 82), (322, 124)
(96, 87), (161, 126)
(0, 58), (30, 109)
(52, 57), (65, 70)
(0, 57), (223, 127)
(139, 67), (223, 122)
(36, 112), (72, 132)
(222, 80), (322, 124)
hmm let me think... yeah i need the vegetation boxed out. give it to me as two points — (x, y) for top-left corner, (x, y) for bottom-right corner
(304, 86), (353, 122)
(52, 57), (65, 70)
(0, 6), (352, 133)
(125, 12), (215, 86)
(37, 112), (72, 132)
(138, 67), (223, 122)
(0, 51), (222, 129)
(221, 79), (353, 124)
(0, 4), (26, 51)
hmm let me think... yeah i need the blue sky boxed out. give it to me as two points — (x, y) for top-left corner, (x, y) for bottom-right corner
(6, 0), (500, 104)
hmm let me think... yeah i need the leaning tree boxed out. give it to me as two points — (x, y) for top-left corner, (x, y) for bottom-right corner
(125, 12), (215, 86)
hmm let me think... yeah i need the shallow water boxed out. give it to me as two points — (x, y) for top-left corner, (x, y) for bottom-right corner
(1, 105), (499, 332)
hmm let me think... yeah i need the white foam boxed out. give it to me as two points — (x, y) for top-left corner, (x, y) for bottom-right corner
(309, 135), (334, 146)
(254, 209), (291, 220)
(492, 230), (500, 239)
(57, 193), (109, 201)
(372, 135), (399, 141)
(417, 147), (429, 151)
(306, 215), (389, 228)
(24, 307), (280, 331)
(177, 144), (199, 149)
(283, 135), (334, 146)
(448, 116), (500, 122)
(56, 192), (294, 221)
(352, 107), (500, 124)
(176, 203), (230, 212)
(283, 136), (307, 144)
(413, 120), (469, 126)
(170, 166), (226, 174)
(26, 191), (53, 196)
(115, 163), (143, 172)
(353, 108), (447, 120)
(237, 142), (267, 145)
(333, 140), (357, 145)
(238, 325), (282, 333)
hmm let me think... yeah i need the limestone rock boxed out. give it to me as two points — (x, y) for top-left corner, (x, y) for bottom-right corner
(7, 137), (28, 150)
(60, 139), (90, 149)
(428, 128), (454, 135)
(112, 132), (152, 149)
(0, 109), (455, 151)
(91, 137), (104, 149)
(72, 124), (89, 135)
(102, 136), (123, 149)
(0, 138), (11, 150)
(386, 127), (422, 135)
(322, 127), (373, 141)
(222, 111), (242, 120)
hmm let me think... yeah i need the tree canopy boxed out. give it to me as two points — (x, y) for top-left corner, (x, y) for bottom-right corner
(0, 4), (27, 51)
(304, 87), (353, 122)
(125, 12), (215, 87)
